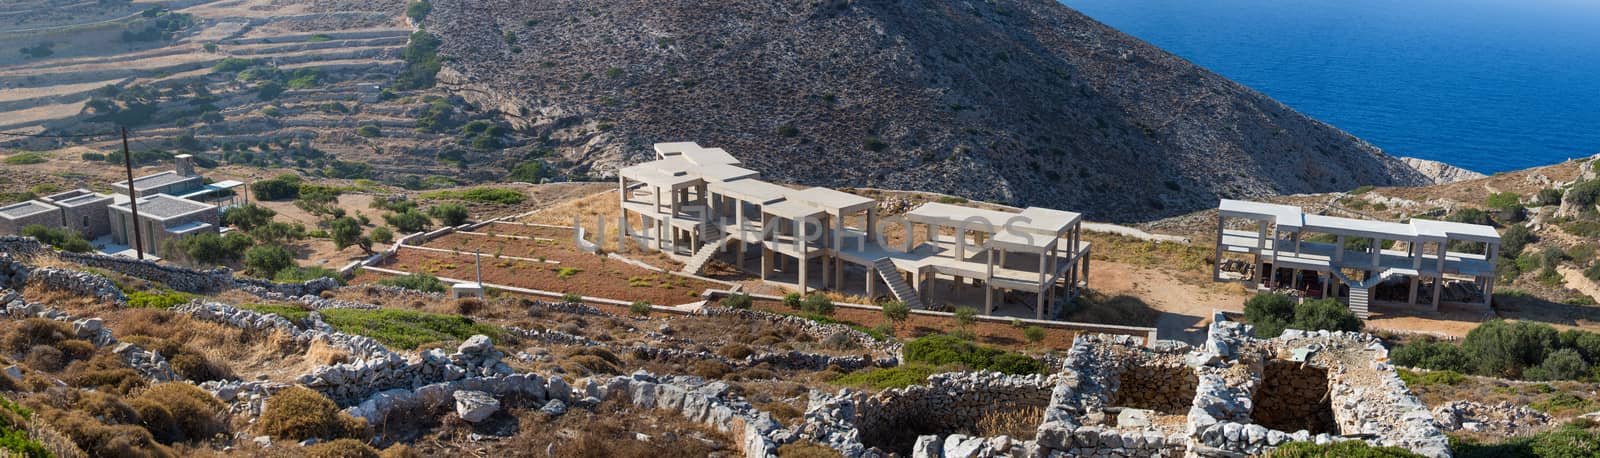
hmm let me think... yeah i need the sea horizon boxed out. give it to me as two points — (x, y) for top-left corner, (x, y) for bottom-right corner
(1062, 0), (1600, 174)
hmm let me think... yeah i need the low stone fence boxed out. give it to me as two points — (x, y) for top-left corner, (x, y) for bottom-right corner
(298, 335), (514, 406)
(0, 236), (340, 298)
(1, 289), (177, 383)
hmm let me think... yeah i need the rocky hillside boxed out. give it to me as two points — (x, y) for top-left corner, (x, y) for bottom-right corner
(426, 0), (1429, 222)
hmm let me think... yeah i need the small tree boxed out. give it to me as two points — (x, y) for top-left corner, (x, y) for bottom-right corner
(1462, 319), (1557, 378)
(249, 221), (306, 246)
(1023, 326), (1046, 346)
(221, 203), (276, 231)
(329, 217), (372, 254)
(429, 203), (470, 226)
(881, 300), (910, 331)
(1290, 299), (1363, 334)
(953, 306), (978, 335)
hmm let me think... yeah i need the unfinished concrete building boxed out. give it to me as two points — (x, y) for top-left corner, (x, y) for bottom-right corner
(615, 142), (1091, 320)
(1214, 199), (1501, 318)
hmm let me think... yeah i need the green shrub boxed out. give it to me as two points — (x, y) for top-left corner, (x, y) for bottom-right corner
(384, 209), (431, 233)
(1390, 340), (1474, 373)
(1486, 192), (1523, 210)
(1536, 188), (1565, 206)
(355, 124), (381, 137)
(1349, 185), (1375, 195)
(629, 301), (652, 316)
(1243, 293), (1295, 338)
(169, 231), (253, 265)
(1396, 369), (1465, 386)
(243, 244), (295, 278)
(720, 293), (752, 309)
(376, 273), (447, 293)
(782, 292), (804, 309)
(953, 306), (978, 330)
(1023, 326), (1046, 345)
(274, 266), (343, 285)
(428, 203), (470, 226)
(904, 335), (1043, 375)
(1500, 224), (1536, 258)
(418, 187), (525, 204)
(1526, 348), (1590, 381)
(127, 290), (192, 309)
(560, 293), (583, 304)
(250, 174), (302, 201)
(21, 224), (92, 252)
(1463, 319), (1558, 378)
(1291, 298), (1363, 334)
(802, 293), (834, 316)
(1266, 440), (1424, 457)
(320, 308), (499, 350)
(1529, 423), (1600, 458)
(258, 386), (367, 441)
(221, 203), (276, 231)
(369, 226), (394, 244)
(832, 364), (939, 390)
(3, 152), (47, 165)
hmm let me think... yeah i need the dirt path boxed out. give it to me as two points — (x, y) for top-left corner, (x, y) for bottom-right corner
(1561, 266), (1600, 303)
(1087, 261), (1249, 345)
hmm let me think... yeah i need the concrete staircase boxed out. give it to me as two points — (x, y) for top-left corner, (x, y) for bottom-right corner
(681, 239), (722, 275)
(1347, 287), (1371, 319)
(872, 258), (924, 310)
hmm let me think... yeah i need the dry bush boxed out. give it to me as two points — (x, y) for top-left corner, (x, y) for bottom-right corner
(129, 383), (228, 444)
(689, 360), (732, 380)
(716, 343), (754, 360)
(557, 347), (621, 376)
(73, 391), (139, 425)
(27, 416), (88, 458)
(304, 438), (380, 458)
(5, 319), (72, 353)
(54, 339), (95, 362)
(775, 441), (846, 458)
(34, 405), (175, 458)
(973, 406), (1043, 439)
(378, 444), (422, 458)
(25, 345), (65, 372)
(754, 401), (804, 425)
(304, 339), (352, 366)
(64, 352), (147, 394)
(257, 386), (368, 442)
(542, 402), (728, 458)
(453, 298), (484, 316)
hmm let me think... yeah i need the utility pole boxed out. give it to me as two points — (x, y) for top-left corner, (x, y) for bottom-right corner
(474, 249), (483, 289)
(121, 127), (145, 260)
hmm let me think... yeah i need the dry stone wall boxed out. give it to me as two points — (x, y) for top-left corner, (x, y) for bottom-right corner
(0, 236), (338, 297)
(0, 289), (178, 383)
(802, 372), (1056, 457)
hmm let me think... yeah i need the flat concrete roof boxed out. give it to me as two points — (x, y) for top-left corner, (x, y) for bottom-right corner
(44, 189), (112, 208)
(112, 194), (214, 220)
(115, 170), (197, 192)
(0, 200), (57, 219)
(697, 163), (760, 183)
(653, 142), (703, 158)
(1220, 199), (1500, 243)
(709, 179), (791, 205)
(764, 200), (824, 220)
(788, 187), (875, 213)
(166, 220), (213, 235)
(680, 147), (740, 166)
(1018, 207), (1082, 235)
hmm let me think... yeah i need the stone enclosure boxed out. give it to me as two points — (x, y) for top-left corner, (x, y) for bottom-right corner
(803, 315), (1450, 458)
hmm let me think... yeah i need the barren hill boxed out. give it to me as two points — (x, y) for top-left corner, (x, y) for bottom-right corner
(427, 0), (1429, 222)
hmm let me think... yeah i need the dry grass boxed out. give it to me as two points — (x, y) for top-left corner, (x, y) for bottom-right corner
(973, 406), (1043, 439)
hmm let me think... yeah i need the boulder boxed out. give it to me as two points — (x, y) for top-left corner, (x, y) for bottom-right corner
(453, 390), (500, 423)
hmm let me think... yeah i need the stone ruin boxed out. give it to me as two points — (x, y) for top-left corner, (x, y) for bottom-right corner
(802, 315), (1450, 458)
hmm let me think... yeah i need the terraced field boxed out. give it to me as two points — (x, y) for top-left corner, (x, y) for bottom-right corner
(0, 0), (539, 197)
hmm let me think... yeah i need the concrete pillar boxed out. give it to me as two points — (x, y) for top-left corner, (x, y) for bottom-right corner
(1431, 277), (1442, 310)
(1371, 238), (1382, 269)
(1408, 276), (1419, 305)
(1334, 235), (1345, 263)
(866, 267), (877, 298)
(1213, 215), (1226, 281)
(985, 249), (995, 314)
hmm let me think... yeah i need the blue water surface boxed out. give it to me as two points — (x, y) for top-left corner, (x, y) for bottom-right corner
(1061, 0), (1600, 173)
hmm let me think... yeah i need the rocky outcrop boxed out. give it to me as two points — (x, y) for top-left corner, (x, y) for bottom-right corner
(1401, 157), (1487, 184)
(426, 0), (1430, 222)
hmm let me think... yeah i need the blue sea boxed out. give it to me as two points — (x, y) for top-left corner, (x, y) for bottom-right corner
(1060, 0), (1600, 174)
